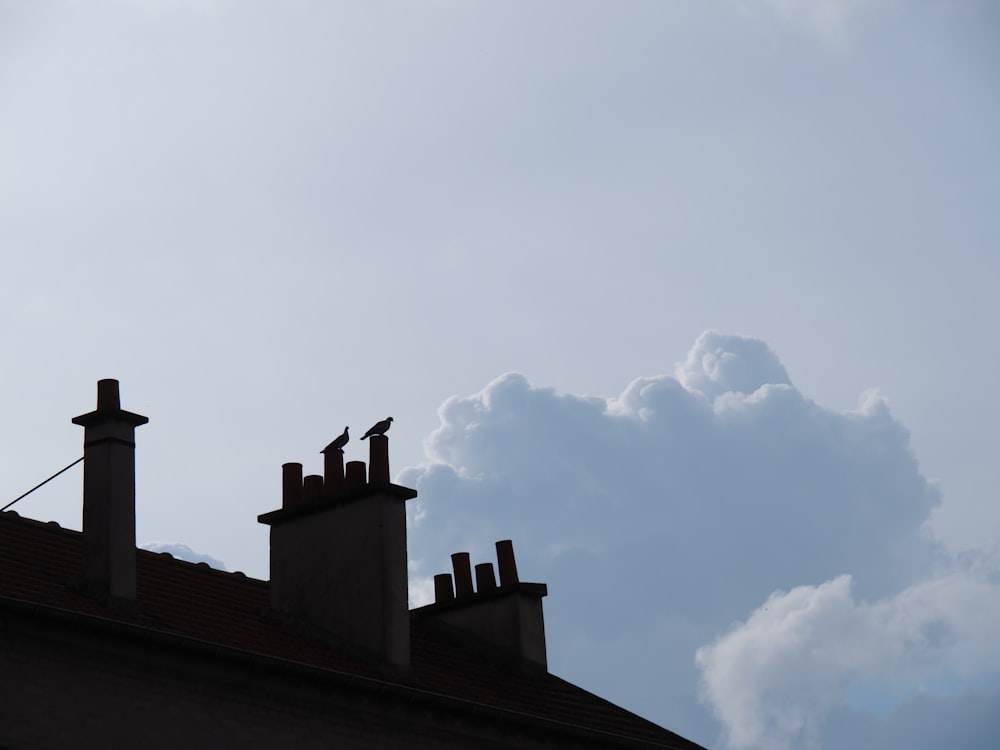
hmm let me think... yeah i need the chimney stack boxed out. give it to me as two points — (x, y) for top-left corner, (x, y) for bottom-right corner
(415, 540), (548, 671)
(72, 379), (148, 609)
(259, 438), (416, 670)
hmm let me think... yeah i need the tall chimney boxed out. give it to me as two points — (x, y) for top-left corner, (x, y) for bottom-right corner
(259, 446), (416, 670)
(72, 379), (148, 609)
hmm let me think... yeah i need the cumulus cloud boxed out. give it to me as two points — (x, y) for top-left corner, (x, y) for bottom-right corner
(696, 570), (1000, 749)
(675, 330), (791, 401)
(141, 541), (227, 571)
(399, 331), (984, 747)
(406, 332), (940, 616)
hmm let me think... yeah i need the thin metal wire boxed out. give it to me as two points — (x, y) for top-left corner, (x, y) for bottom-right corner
(1, 456), (84, 513)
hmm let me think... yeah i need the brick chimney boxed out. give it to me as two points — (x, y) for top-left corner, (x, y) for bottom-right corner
(258, 434), (416, 670)
(72, 379), (148, 609)
(414, 540), (549, 671)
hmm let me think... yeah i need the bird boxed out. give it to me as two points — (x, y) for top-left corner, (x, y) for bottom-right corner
(322, 426), (349, 453)
(361, 417), (393, 440)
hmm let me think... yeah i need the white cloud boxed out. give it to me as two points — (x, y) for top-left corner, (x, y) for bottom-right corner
(406, 333), (941, 612)
(696, 569), (1000, 750)
(141, 541), (227, 571)
(400, 331), (969, 746)
(675, 330), (791, 401)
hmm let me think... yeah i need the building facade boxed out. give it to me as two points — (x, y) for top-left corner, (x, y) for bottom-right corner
(0, 380), (705, 749)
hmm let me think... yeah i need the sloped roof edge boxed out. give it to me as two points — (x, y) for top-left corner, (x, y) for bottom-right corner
(0, 592), (700, 750)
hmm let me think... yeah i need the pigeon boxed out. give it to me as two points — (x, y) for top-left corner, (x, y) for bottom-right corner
(322, 426), (349, 453)
(360, 417), (393, 440)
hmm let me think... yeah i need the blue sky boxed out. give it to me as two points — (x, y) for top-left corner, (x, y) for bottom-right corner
(2, 2), (998, 748)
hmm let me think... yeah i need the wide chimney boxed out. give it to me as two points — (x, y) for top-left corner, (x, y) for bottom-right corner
(72, 379), (148, 609)
(258, 434), (416, 670)
(414, 540), (549, 671)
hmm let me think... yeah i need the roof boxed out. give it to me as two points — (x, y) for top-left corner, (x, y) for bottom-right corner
(0, 510), (704, 749)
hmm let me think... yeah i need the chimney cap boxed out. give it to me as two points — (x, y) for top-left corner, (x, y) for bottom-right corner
(72, 379), (148, 428)
(258, 481), (416, 526)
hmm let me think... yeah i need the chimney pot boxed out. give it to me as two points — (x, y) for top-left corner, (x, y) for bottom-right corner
(282, 463), (303, 508)
(323, 449), (345, 497)
(475, 562), (497, 593)
(434, 573), (455, 603)
(451, 552), (474, 597)
(344, 460), (366, 490)
(96, 378), (121, 411)
(302, 474), (323, 502)
(368, 434), (390, 483)
(496, 539), (519, 586)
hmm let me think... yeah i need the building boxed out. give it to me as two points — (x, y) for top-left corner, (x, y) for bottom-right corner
(0, 380), (706, 749)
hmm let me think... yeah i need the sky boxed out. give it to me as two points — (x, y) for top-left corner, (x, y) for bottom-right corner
(2, 1), (999, 748)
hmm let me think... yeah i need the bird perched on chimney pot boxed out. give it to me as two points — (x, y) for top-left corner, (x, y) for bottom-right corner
(361, 417), (393, 440)
(322, 426), (349, 453)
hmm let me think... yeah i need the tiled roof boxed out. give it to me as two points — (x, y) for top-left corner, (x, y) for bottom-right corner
(0, 510), (705, 749)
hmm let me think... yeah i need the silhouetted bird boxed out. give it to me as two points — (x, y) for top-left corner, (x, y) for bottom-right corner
(322, 426), (349, 453)
(361, 417), (393, 440)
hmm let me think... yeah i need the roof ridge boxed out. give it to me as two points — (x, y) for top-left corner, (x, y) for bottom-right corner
(136, 547), (266, 586)
(0, 510), (78, 536)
